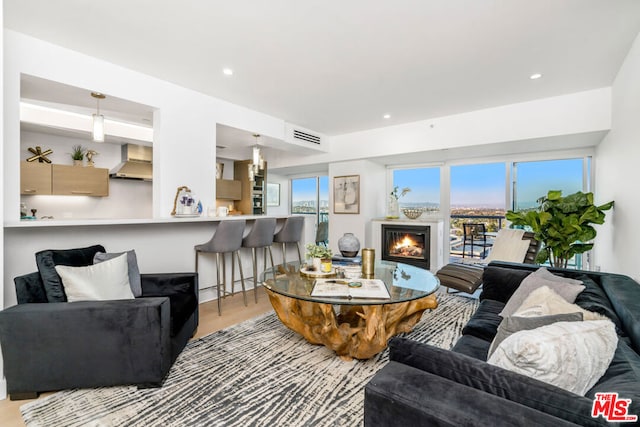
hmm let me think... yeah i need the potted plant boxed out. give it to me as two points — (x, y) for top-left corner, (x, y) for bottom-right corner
(387, 186), (410, 219)
(505, 190), (614, 268)
(305, 243), (333, 271)
(70, 145), (85, 166)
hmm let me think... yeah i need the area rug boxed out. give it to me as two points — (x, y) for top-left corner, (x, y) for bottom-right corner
(21, 292), (478, 427)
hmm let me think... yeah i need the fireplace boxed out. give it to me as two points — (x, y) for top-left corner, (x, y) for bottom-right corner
(382, 224), (430, 270)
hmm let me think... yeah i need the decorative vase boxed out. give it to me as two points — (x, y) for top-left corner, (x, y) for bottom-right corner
(338, 233), (360, 257)
(312, 257), (322, 272)
(386, 197), (400, 219)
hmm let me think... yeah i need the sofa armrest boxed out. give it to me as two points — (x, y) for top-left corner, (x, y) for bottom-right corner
(388, 338), (606, 426)
(365, 362), (581, 427)
(141, 272), (198, 299)
(0, 298), (171, 394)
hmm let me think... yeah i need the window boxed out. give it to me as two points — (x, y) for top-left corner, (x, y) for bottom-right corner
(512, 158), (589, 211)
(291, 177), (317, 215)
(392, 167), (440, 212)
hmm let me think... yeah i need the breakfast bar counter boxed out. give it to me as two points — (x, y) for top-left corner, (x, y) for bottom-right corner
(3, 215), (315, 307)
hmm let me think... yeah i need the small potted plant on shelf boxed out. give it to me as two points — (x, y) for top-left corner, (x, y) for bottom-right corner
(305, 243), (333, 272)
(70, 145), (85, 166)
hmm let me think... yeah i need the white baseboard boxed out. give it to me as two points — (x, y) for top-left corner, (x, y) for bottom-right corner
(198, 278), (257, 304)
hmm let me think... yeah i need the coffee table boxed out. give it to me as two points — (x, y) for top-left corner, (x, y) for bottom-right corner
(262, 260), (439, 360)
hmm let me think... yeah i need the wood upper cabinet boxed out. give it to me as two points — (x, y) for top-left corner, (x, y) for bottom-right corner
(21, 162), (52, 195)
(216, 179), (242, 200)
(52, 165), (109, 196)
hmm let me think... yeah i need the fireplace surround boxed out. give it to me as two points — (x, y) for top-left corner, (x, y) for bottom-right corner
(382, 224), (430, 269)
(371, 219), (444, 273)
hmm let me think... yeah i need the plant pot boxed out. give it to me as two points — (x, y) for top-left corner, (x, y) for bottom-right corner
(312, 257), (322, 272)
(73, 160), (83, 166)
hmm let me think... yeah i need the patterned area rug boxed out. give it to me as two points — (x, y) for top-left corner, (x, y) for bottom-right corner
(21, 292), (478, 427)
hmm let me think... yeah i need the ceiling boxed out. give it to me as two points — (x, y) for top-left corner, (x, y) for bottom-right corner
(6, 0), (640, 137)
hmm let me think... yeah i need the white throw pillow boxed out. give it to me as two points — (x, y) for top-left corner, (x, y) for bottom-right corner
(55, 253), (134, 302)
(488, 320), (618, 396)
(514, 285), (609, 321)
(499, 268), (585, 317)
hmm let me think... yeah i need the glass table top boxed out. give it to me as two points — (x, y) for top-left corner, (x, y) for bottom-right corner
(262, 260), (440, 306)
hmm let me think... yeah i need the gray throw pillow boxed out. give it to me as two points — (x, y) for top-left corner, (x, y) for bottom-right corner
(488, 312), (584, 358)
(93, 250), (142, 297)
(499, 268), (585, 317)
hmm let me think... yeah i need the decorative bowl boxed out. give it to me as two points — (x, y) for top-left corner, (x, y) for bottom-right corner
(401, 208), (424, 219)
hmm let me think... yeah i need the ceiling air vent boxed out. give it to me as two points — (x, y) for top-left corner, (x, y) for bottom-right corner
(293, 129), (321, 145)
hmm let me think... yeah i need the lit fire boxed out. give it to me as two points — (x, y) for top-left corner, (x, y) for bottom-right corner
(390, 235), (424, 258)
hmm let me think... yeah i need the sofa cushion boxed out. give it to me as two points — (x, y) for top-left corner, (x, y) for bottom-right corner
(488, 312), (584, 358)
(514, 286), (610, 321)
(55, 254), (135, 302)
(451, 334), (490, 361)
(574, 274), (624, 335)
(479, 266), (531, 303)
(14, 272), (47, 304)
(499, 269), (585, 317)
(94, 250), (142, 297)
(35, 245), (106, 302)
(488, 320), (618, 396)
(388, 337), (606, 426)
(461, 299), (505, 341)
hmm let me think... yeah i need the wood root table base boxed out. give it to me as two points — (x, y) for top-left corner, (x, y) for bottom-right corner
(265, 289), (438, 360)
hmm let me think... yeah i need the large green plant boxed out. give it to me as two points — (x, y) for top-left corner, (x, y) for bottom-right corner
(505, 190), (614, 268)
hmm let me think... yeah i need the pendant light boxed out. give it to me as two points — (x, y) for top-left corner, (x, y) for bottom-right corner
(249, 134), (264, 179)
(91, 92), (106, 142)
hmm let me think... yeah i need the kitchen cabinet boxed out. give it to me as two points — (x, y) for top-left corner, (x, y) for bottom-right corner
(216, 179), (242, 200)
(52, 165), (109, 196)
(233, 160), (267, 215)
(21, 162), (52, 195)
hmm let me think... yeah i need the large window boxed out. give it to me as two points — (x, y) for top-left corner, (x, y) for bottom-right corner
(392, 167), (440, 212)
(291, 177), (318, 215)
(512, 158), (588, 211)
(451, 162), (506, 234)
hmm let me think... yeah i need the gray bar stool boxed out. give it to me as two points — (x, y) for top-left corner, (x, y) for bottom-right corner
(242, 218), (277, 303)
(195, 219), (247, 315)
(273, 216), (304, 266)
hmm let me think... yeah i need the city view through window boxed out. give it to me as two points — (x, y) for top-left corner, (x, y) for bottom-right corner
(291, 176), (329, 221)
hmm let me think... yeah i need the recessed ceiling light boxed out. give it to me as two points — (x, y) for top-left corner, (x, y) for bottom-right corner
(529, 73), (543, 80)
(383, 114), (391, 119)
(223, 68), (233, 76)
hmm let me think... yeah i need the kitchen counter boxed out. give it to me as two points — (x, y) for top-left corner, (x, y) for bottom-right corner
(4, 214), (285, 228)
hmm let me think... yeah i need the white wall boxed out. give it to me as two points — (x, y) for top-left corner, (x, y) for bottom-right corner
(265, 172), (290, 216)
(594, 32), (640, 280)
(269, 88), (611, 171)
(328, 160), (386, 255)
(3, 30), (288, 222)
(20, 130), (152, 219)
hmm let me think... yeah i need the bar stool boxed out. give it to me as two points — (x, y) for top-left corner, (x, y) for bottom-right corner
(195, 219), (246, 315)
(273, 216), (304, 266)
(242, 218), (277, 303)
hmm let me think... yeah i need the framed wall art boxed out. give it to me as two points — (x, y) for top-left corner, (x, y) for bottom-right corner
(333, 175), (360, 214)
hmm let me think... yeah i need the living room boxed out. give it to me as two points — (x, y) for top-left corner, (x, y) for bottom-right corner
(2, 1), (640, 425)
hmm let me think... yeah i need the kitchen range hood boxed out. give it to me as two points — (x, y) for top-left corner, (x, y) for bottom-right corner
(110, 144), (152, 181)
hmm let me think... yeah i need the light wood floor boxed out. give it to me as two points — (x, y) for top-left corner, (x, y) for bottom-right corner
(0, 287), (274, 427)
